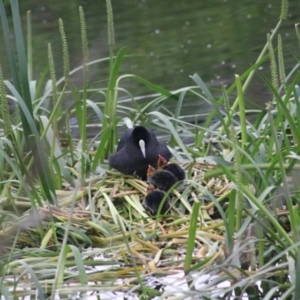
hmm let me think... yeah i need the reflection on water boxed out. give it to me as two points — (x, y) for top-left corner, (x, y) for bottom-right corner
(0, 1), (299, 99)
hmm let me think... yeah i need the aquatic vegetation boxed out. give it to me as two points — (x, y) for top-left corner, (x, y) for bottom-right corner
(1, 0), (300, 299)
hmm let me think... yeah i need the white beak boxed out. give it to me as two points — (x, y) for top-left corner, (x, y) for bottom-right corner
(139, 139), (146, 158)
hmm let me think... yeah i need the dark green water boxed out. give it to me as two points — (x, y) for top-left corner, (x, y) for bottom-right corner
(1, 0), (300, 111)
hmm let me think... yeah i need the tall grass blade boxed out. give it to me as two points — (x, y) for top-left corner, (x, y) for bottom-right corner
(0, 0), (20, 96)
(0, 66), (13, 141)
(0, 0), (56, 204)
(68, 245), (88, 285)
(5, 81), (57, 205)
(241, 184), (295, 257)
(19, 261), (46, 300)
(27, 10), (32, 81)
(149, 111), (192, 160)
(260, 74), (300, 150)
(294, 248), (300, 300)
(29, 135), (57, 204)
(106, 47), (127, 119)
(102, 47), (127, 160)
(235, 74), (247, 148)
(118, 74), (173, 97)
(184, 201), (200, 274)
(295, 24), (300, 51)
(91, 127), (111, 171)
(10, 0), (32, 113)
(267, 105), (299, 242)
(79, 7), (89, 184)
(40, 116), (74, 185)
(218, 22), (282, 134)
(0, 283), (12, 299)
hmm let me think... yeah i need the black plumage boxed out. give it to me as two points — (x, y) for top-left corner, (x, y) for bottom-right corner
(109, 126), (172, 179)
(157, 154), (186, 181)
(147, 165), (178, 191)
(142, 185), (170, 215)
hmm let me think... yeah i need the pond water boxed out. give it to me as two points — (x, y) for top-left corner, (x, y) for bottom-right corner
(1, 0), (300, 111)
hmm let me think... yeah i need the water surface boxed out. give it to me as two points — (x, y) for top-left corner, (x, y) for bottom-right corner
(1, 1), (299, 118)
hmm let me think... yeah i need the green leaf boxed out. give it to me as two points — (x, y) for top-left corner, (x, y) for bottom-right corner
(184, 201), (200, 273)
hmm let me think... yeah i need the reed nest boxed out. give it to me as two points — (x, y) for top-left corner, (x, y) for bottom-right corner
(1, 161), (239, 271)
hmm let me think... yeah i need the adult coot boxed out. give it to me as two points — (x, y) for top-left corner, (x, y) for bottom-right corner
(142, 185), (170, 215)
(147, 165), (178, 191)
(157, 154), (186, 181)
(109, 126), (172, 179)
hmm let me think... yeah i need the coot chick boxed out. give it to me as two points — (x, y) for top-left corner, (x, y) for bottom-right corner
(142, 185), (170, 215)
(109, 126), (172, 179)
(147, 165), (178, 191)
(157, 154), (186, 181)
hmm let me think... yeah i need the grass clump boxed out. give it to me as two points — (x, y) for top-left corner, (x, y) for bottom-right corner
(1, 0), (300, 299)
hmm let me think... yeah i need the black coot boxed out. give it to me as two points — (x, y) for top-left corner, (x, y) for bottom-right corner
(142, 185), (170, 215)
(157, 154), (186, 181)
(109, 126), (172, 179)
(147, 165), (178, 191)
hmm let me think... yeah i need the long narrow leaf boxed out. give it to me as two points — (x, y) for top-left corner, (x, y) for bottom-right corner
(0, 0), (20, 93)
(184, 201), (200, 273)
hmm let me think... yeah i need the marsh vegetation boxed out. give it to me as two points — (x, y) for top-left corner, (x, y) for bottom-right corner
(0, 0), (300, 299)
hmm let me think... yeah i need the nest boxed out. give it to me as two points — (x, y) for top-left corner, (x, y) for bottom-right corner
(1, 161), (233, 258)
